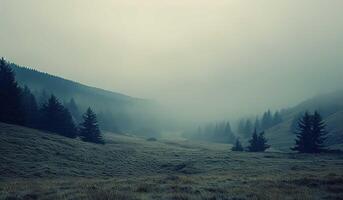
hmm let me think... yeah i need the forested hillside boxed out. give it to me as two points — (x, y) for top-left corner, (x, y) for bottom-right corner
(11, 64), (160, 136)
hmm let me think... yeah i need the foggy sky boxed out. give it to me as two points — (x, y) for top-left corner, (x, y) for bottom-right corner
(1, 0), (343, 120)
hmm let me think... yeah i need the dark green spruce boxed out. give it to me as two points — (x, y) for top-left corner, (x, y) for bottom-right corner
(247, 129), (270, 152)
(0, 58), (24, 125)
(291, 111), (328, 153)
(79, 107), (104, 144)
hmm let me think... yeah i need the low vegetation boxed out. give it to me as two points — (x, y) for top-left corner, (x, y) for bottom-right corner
(1, 123), (343, 200)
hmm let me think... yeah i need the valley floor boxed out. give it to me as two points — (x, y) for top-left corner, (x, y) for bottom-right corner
(1, 123), (343, 200)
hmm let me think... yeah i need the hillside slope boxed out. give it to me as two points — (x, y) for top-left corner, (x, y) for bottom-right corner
(0, 123), (160, 179)
(0, 122), (231, 180)
(266, 90), (343, 151)
(10, 64), (159, 134)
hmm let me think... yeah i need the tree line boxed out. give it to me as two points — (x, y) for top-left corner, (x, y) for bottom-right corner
(186, 110), (283, 145)
(0, 58), (104, 144)
(237, 110), (283, 138)
(231, 130), (270, 152)
(184, 121), (236, 144)
(232, 111), (329, 153)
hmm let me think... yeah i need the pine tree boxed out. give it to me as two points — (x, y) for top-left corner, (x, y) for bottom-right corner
(248, 129), (260, 152)
(291, 112), (313, 153)
(311, 111), (328, 152)
(247, 129), (270, 152)
(0, 58), (24, 125)
(232, 138), (244, 151)
(291, 111), (328, 153)
(257, 131), (270, 151)
(21, 86), (39, 128)
(290, 113), (303, 133)
(79, 107), (104, 144)
(40, 95), (77, 138)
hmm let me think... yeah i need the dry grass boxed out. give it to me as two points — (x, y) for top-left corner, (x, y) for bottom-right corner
(1, 123), (343, 199)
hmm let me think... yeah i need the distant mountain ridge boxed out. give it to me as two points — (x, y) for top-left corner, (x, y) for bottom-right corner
(11, 64), (144, 102)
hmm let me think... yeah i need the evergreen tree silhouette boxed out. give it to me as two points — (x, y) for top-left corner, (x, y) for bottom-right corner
(0, 58), (24, 125)
(292, 111), (328, 153)
(248, 129), (260, 152)
(311, 111), (328, 152)
(232, 138), (244, 151)
(247, 129), (270, 152)
(79, 107), (104, 144)
(291, 112), (312, 153)
(290, 113), (303, 133)
(256, 131), (270, 151)
(21, 86), (39, 128)
(40, 95), (77, 138)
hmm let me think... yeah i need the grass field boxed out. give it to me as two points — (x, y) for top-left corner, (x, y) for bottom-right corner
(1, 123), (343, 200)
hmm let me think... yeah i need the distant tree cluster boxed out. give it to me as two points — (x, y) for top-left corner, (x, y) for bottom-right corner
(232, 111), (329, 153)
(39, 95), (77, 138)
(231, 129), (270, 152)
(291, 111), (328, 153)
(237, 110), (283, 138)
(0, 58), (104, 144)
(188, 121), (236, 144)
(247, 129), (270, 152)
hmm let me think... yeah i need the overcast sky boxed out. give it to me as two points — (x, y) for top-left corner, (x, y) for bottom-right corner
(1, 0), (343, 120)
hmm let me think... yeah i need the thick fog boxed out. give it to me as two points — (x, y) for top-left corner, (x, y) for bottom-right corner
(1, 0), (343, 121)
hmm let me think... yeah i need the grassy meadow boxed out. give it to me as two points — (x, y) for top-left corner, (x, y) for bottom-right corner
(1, 123), (343, 200)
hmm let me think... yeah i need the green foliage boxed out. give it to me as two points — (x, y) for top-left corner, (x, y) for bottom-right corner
(291, 111), (328, 153)
(247, 129), (270, 152)
(79, 107), (104, 144)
